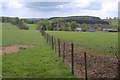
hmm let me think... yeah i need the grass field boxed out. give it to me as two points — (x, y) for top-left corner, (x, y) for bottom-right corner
(2, 23), (75, 78)
(1, 23), (18, 30)
(26, 24), (37, 30)
(47, 31), (118, 56)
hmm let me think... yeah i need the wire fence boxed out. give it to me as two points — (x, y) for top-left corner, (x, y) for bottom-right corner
(40, 29), (119, 80)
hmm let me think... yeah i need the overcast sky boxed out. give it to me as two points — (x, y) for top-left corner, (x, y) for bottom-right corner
(0, 0), (119, 19)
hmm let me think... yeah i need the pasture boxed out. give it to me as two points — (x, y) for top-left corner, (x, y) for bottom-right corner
(26, 24), (37, 30)
(47, 31), (118, 56)
(1, 23), (18, 30)
(2, 23), (75, 78)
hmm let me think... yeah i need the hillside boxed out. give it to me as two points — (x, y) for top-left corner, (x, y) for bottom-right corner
(48, 16), (109, 25)
(103, 19), (118, 28)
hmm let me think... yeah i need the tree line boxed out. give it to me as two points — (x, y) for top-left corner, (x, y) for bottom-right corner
(1, 17), (29, 30)
(37, 16), (112, 31)
(48, 16), (109, 25)
(1, 16), (118, 31)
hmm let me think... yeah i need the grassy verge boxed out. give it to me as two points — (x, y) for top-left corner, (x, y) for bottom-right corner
(2, 23), (75, 78)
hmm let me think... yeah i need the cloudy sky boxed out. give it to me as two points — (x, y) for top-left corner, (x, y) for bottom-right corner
(0, 0), (119, 19)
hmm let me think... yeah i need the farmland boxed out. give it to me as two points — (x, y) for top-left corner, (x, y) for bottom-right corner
(26, 24), (37, 30)
(2, 23), (75, 78)
(1, 22), (119, 78)
(47, 31), (118, 56)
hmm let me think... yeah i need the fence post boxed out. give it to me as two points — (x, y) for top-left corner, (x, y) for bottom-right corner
(52, 36), (54, 50)
(63, 43), (65, 62)
(41, 29), (44, 36)
(44, 32), (45, 37)
(118, 60), (120, 79)
(54, 38), (56, 53)
(47, 34), (48, 43)
(45, 32), (47, 38)
(84, 52), (88, 80)
(115, 52), (120, 79)
(48, 34), (50, 44)
(58, 38), (60, 57)
(71, 43), (74, 75)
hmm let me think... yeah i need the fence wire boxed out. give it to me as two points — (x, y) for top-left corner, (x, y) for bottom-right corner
(40, 30), (119, 79)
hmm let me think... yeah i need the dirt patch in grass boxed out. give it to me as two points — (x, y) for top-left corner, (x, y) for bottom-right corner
(0, 45), (33, 55)
(57, 42), (118, 78)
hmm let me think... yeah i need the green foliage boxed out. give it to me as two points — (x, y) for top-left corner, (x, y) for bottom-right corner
(11, 17), (19, 25)
(37, 20), (47, 30)
(1, 17), (29, 30)
(47, 31), (118, 56)
(104, 19), (118, 29)
(46, 20), (53, 30)
(70, 21), (80, 31)
(36, 16), (113, 31)
(49, 16), (109, 25)
(37, 19), (81, 31)
(81, 24), (89, 32)
(64, 22), (71, 31)
(17, 20), (29, 30)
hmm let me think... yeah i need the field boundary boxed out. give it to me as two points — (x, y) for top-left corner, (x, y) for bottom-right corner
(40, 29), (120, 79)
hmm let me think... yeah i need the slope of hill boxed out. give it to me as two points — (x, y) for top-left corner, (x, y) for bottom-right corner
(48, 16), (109, 25)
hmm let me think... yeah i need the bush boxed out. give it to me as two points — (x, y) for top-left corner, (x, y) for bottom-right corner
(17, 24), (29, 30)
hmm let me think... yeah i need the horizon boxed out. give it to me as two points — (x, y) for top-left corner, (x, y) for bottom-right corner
(0, 0), (119, 19)
(1, 15), (118, 19)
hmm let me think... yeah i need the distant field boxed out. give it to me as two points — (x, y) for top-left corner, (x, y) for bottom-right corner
(1, 23), (18, 30)
(47, 31), (118, 56)
(26, 24), (37, 30)
(2, 23), (75, 78)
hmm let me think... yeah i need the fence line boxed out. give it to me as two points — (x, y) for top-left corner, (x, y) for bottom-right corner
(40, 30), (119, 79)
(58, 38), (60, 57)
(84, 52), (88, 80)
(71, 43), (74, 75)
(63, 43), (65, 62)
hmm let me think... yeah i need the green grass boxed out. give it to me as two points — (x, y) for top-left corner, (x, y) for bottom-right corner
(1, 23), (18, 30)
(2, 23), (75, 78)
(2, 30), (41, 46)
(47, 31), (118, 56)
(26, 24), (37, 30)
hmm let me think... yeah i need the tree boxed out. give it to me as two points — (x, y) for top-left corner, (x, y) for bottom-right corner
(11, 17), (19, 25)
(70, 21), (80, 31)
(37, 20), (46, 30)
(17, 20), (29, 30)
(59, 22), (66, 31)
(64, 22), (71, 31)
(46, 20), (53, 30)
(81, 23), (89, 32)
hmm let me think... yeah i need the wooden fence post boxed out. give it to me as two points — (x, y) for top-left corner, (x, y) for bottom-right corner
(41, 29), (44, 36)
(54, 38), (56, 53)
(45, 32), (47, 39)
(58, 38), (60, 57)
(52, 36), (54, 50)
(48, 34), (50, 43)
(47, 34), (48, 43)
(84, 52), (88, 80)
(63, 43), (65, 62)
(71, 43), (74, 75)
